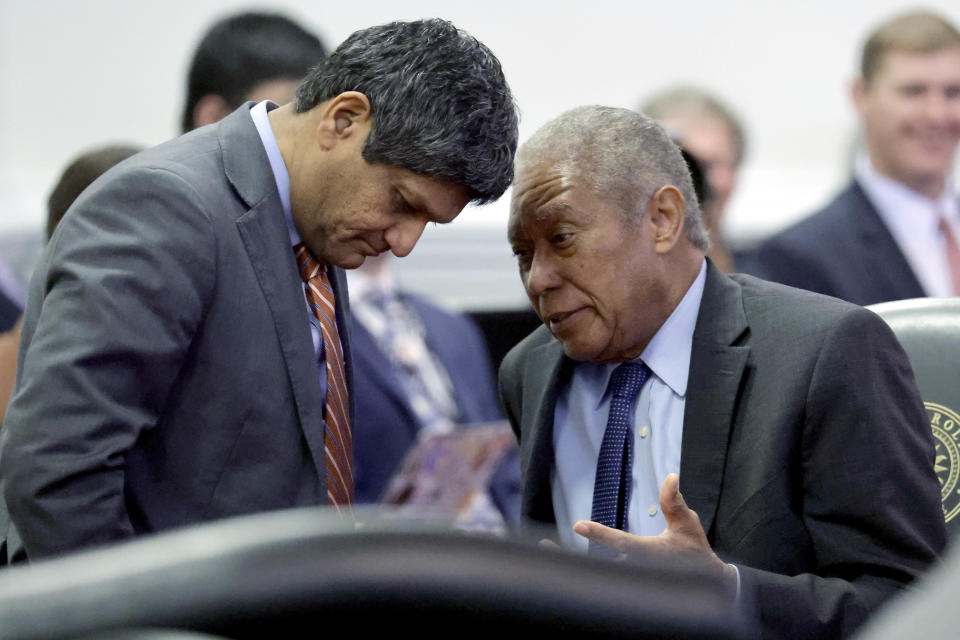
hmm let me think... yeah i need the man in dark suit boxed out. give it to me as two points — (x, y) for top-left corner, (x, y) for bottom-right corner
(754, 11), (960, 305)
(0, 18), (518, 562)
(347, 254), (520, 526)
(500, 105), (944, 639)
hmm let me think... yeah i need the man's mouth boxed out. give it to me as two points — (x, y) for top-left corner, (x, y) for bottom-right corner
(547, 308), (584, 331)
(909, 128), (959, 150)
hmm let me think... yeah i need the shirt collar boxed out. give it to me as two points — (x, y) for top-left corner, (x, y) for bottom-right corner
(586, 258), (707, 408)
(249, 100), (300, 246)
(640, 258), (706, 396)
(855, 153), (959, 239)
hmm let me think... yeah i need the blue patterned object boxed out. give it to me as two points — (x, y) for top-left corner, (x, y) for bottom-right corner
(589, 362), (650, 555)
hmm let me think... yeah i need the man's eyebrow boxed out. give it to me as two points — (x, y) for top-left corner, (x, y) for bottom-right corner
(532, 201), (573, 220)
(507, 224), (524, 245)
(405, 188), (455, 223)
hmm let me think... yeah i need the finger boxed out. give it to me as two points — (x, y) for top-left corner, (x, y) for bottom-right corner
(573, 520), (645, 553)
(538, 538), (561, 550)
(659, 472), (688, 524)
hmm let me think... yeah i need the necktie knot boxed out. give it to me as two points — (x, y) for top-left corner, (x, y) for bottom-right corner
(609, 361), (651, 399)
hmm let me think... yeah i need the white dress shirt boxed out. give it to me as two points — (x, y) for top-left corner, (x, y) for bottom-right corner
(855, 154), (960, 297)
(552, 260), (707, 552)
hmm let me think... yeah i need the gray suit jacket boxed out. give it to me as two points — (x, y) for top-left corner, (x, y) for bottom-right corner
(499, 261), (945, 639)
(0, 104), (353, 561)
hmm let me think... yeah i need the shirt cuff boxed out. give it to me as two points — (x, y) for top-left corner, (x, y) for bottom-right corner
(729, 563), (741, 602)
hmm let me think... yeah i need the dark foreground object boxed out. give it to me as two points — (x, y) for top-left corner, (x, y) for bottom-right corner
(0, 509), (751, 639)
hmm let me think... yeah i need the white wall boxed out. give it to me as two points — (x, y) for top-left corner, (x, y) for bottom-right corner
(1, 0), (959, 307)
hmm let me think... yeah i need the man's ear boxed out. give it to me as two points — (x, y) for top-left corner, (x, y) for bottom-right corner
(851, 77), (868, 116)
(316, 91), (372, 149)
(647, 185), (686, 254)
(192, 94), (232, 129)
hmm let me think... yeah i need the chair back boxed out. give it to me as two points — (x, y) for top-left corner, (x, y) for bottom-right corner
(868, 297), (960, 540)
(0, 509), (753, 639)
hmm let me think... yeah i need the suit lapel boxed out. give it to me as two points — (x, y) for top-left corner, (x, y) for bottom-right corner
(680, 261), (750, 537)
(221, 104), (329, 486)
(522, 336), (572, 526)
(849, 182), (926, 299)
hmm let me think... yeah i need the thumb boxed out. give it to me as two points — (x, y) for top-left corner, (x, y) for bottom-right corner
(659, 472), (687, 525)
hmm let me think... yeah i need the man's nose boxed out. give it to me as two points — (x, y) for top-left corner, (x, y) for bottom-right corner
(384, 217), (428, 258)
(525, 251), (561, 297)
(924, 91), (959, 124)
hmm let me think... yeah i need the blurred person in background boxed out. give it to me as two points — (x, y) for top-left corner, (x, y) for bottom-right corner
(46, 145), (143, 240)
(347, 254), (520, 528)
(0, 144), (143, 429)
(755, 10), (960, 305)
(182, 11), (327, 132)
(641, 86), (748, 273)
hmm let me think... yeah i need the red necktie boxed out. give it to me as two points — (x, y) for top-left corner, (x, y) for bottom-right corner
(294, 243), (353, 509)
(938, 216), (960, 296)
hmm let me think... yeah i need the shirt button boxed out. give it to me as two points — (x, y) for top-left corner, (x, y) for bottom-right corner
(638, 426), (649, 438)
(648, 505), (658, 516)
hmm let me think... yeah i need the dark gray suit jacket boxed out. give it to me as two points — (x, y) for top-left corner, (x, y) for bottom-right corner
(0, 104), (353, 561)
(752, 181), (926, 305)
(499, 261), (945, 639)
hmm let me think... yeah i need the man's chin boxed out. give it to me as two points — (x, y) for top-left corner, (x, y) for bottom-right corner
(559, 339), (600, 363)
(323, 245), (373, 269)
(337, 254), (368, 270)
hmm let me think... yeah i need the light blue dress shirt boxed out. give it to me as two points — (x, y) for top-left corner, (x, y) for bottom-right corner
(249, 100), (328, 395)
(854, 153), (960, 297)
(552, 259), (707, 552)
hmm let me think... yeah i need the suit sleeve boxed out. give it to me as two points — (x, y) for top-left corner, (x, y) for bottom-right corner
(738, 307), (946, 639)
(0, 166), (215, 559)
(498, 347), (524, 441)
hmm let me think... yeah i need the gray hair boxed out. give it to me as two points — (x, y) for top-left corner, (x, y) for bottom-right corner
(641, 86), (747, 166)
(295, 19), (518, 204)
(515, 105), (709, 251)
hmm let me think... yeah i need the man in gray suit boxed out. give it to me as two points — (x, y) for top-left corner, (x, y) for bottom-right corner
(500, 106), (944, 639)
(0, 19), (517, 562)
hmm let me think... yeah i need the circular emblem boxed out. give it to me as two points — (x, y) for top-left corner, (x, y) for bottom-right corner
(927, 402), (960, 523)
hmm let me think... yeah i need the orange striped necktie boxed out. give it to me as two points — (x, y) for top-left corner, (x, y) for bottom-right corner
(294, 243), (354, 510)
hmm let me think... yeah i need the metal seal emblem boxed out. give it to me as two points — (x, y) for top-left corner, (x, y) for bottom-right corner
(928, 402), (960, 523)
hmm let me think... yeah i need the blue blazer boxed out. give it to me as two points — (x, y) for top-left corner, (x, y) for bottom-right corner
(0, 290), (19, 333)
(350, 294), (519, 523)
(752, 181), (926, 305)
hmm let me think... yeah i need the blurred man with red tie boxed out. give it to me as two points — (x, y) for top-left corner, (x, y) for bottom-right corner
(756, 10), (960, 304)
